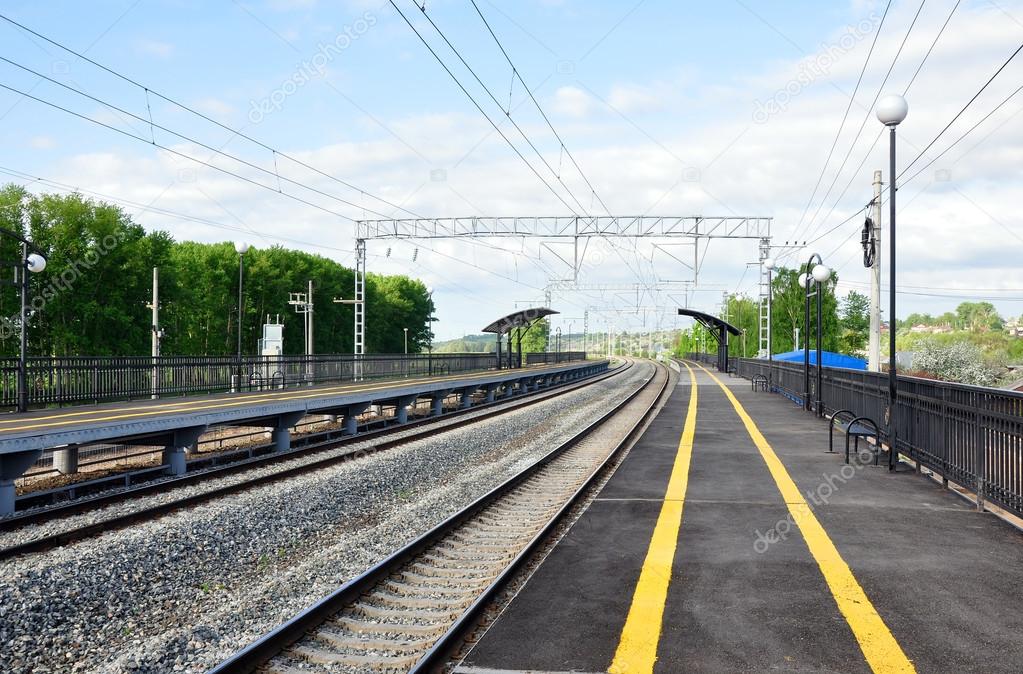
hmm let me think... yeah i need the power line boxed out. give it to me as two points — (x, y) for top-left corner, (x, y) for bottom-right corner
(0, 12), (425, 220)
(0, 56), (400, 220)
(387, 0), (581, 216)
(788, 0), (892, 243)
(902, 82), (1023, 186)
(800, 1), (961, 246)
(469, 0), (611, 215)
(800, 0), (926, 243)
(0, 165), (355, 254)
(899, 39), (1023, 179)
(0, 81), (364, 222)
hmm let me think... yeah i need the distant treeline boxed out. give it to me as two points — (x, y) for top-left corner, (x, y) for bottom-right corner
(0, 185), (433, 357)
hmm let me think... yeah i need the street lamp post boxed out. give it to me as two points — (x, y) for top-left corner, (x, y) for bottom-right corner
(234, 241), (249, 375)
(555, 326), (562, 363)
(799, 254), (831, 417)
(877, 93), (908, 470)
(0, 229), (46, 413)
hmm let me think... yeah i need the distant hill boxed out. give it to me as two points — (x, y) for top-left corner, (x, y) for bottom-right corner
(432, 334), (497, 353)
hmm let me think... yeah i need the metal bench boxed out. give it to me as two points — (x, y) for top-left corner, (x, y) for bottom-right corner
(829, 409), (881, 465)
(751, 374), (769, 392)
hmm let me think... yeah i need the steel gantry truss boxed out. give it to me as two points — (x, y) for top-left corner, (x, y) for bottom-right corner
(351, 215), (772, 361)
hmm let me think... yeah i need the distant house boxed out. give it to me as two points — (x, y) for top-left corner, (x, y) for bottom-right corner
(909, 323), (953, 334)
(1006, 319), (1023, 338)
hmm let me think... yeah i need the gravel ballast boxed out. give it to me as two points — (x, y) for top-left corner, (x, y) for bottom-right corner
(0, 361), (653, 674)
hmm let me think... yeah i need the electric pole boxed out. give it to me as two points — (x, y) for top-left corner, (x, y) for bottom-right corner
(869, 170), (883, 372)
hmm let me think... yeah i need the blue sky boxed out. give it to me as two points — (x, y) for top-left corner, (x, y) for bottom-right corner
(1, 0), (1022, 340)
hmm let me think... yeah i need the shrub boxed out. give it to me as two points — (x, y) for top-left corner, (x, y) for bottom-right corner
(911, 339), (998, 387)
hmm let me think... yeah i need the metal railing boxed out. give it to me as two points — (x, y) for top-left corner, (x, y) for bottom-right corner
(713, 356), (1023, 519)
(525, 351), (586, 365)
(0, 353), (503, 410)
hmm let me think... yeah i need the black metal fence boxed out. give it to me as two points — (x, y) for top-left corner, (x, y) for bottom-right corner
(0, 353), (501, 410)
(525, 351), (586, 365)
(703, 355), (1023, 519)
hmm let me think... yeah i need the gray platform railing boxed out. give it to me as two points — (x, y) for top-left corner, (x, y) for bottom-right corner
(693, 354), (1023, 519)
(0, 352), (588, 410)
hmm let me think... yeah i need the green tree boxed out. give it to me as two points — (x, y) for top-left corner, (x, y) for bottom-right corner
(955, 301), (1004, 333)
(768, 266), (840, 354)
(838, 291), (870, 355)
(724, 294), (760, 358)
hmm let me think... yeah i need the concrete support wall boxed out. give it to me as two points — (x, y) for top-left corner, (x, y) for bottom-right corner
(0, 449), (43, 516)
(164, 425), (206, 476)
(394, 395), (419, 424)
(342, 403), (370, 435)
(54, 445), (79, 475)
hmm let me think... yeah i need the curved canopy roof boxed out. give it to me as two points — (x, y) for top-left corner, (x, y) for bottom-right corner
(482, 307), (559, 335)
(677, 308), (742, 336)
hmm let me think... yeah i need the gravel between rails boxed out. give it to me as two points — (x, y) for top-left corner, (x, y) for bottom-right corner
(0, 360), (654, 674)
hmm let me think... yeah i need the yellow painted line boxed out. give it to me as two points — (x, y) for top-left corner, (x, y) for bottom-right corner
(609, 361), (698, 674)
(0, 363), (583, 434)
(692, 361), (914, 674)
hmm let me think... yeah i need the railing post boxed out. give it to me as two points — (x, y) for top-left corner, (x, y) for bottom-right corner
(975, 393), (985, 512)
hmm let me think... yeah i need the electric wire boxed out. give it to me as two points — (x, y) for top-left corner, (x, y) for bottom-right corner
(0, 12), (425, 220)
(386, 0), (581, 216)
(0, 82), (368, 223)
(0, 56), (401, 220)
(898, 39), (1023, 179)
(799, 0), (926, 244)
(469, 0), (611, 215)
(788, 0), (892, 243)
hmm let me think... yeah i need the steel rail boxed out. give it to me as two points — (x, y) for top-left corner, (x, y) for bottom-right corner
(0, 362), (628, 560)
(209, 360), (670, 674)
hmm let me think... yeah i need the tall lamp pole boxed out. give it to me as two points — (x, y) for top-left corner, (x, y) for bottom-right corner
(877, 94), (908, 470)
(799, 254), (831, 417)
(0, 229), (46, 413)
(764, 256), (775, 361)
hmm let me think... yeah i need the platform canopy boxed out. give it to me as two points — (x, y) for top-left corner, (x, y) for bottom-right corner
(676, 309), (741, 337)
(482, 307), (558, 336)
(678, 308), (742, 372)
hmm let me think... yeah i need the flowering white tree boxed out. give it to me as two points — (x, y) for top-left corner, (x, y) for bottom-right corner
(912, 340), (997, 387)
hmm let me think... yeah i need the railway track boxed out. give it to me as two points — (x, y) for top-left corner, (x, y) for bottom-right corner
(0, 361), (629, 560)
(210, 360), (669, 674)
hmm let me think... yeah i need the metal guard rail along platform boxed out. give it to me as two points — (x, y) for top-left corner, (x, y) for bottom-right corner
(713, 355), (1023, 520)
(0, 359), (608, 515)
(0, 352), (586, 411)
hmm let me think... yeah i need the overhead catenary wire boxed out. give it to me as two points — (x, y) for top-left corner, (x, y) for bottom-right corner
(788, 0), (963, 264)
(469, 0), (611, 215)
(386, 0), (582, 216)
(0, 56), (402, 221)
(799, 0), (927, 244)
(0, 81), (361, 222)
(0, 12), (426, 221)
(788, 0), (893, 244)
(898, 39), (1023, 179)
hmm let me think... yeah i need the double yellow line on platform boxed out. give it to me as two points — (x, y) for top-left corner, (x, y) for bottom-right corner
(609, 360), (698, 673)
(610, 360), (914, 674)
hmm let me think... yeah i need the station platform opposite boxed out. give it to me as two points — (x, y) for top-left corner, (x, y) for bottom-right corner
(458, 361), (1023, 674)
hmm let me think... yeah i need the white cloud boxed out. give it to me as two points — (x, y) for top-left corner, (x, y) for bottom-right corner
(135, 39), (174, 58)
(28, 136), (56, 150)
(551, 86), (594, 118)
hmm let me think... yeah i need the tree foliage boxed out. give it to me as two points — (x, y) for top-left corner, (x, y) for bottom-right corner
(767, 266), (840, 354)
(0, 186), (433, 357)
(838, 290), (870, 356)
